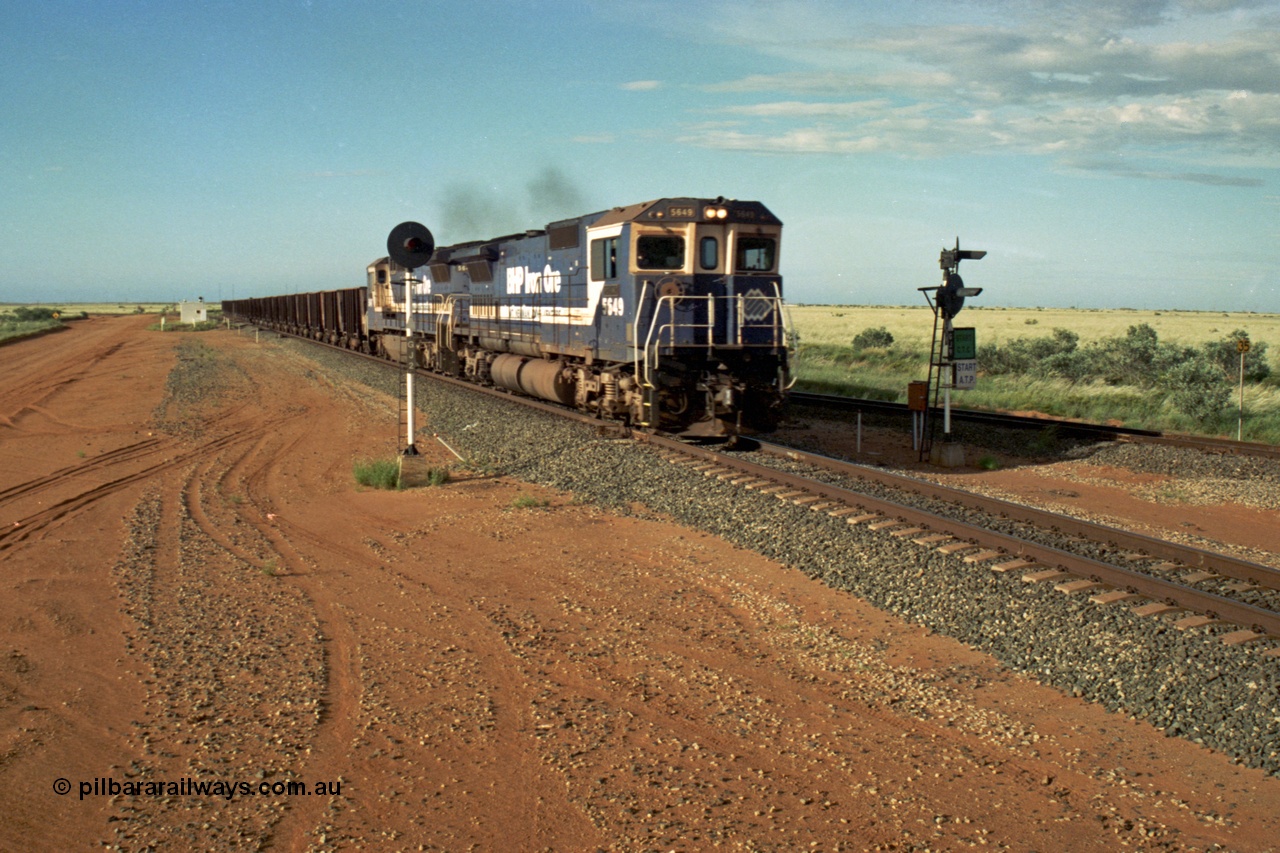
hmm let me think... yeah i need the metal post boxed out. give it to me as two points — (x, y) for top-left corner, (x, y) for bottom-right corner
(404, 274), (417, 455)
(942, 316), (953, 437)
(406, 369), (416, 451)
(1239, 351), (1245, 441)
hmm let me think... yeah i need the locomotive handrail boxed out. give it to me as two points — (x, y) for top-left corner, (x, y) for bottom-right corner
(640, 294), (715, 393)
(639, 291), (787, 388)
(632, 280), (651, 389)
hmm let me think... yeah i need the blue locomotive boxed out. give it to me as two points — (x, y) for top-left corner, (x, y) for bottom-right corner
(228, 197), (791, 437)
(371, 197), (790, 437)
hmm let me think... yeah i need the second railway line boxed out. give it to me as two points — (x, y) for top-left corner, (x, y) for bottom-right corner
(788, 389), (1280, 461)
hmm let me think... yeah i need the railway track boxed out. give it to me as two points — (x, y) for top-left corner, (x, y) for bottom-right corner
(788, 390), (1280, 460)
(648, 436), (1280, 642)
(246, 325), (1280, 650)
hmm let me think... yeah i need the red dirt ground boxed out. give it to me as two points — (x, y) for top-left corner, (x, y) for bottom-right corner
(2, 316), (1278, 851)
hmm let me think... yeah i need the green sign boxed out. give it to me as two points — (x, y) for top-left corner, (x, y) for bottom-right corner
(952, 327), (976, 360)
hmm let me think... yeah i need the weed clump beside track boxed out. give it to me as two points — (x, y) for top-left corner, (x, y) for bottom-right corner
(352, 457), (451, 490)
(352, 457), (401, 490)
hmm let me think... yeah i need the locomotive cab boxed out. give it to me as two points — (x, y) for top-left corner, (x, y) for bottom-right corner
(586, 200), (788, 436)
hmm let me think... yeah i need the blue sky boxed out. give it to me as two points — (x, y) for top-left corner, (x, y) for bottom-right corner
(2, 0), (1277, 310)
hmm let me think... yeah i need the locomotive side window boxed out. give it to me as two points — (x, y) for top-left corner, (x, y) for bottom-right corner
(699, 236), (719, 271)
(590, 236), (618, 281)
(635, 235), (685, 270)
(735, 236), (776, 272)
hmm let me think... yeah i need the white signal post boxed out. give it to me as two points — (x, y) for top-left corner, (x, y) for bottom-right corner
(385, 222), (436, 459)
(405, 274), (416, 456)
(1238, 337), (1251, 441)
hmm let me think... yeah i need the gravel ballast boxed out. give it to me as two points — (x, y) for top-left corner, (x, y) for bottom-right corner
(278, 337), (1280, 777)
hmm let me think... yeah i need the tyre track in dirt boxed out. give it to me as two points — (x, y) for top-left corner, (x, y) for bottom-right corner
(0, 416), (304, 556)
(0, 318), (141, 428)
(181, 412), (365, 849)
(213, 408), (599, 847)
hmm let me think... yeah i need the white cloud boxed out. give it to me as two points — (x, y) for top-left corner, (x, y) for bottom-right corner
(720, 99), (891, 118)
(668, 1), (1280, 182)
(621, 80), (662, 91)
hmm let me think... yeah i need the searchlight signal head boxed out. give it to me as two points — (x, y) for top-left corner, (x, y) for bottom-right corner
(932, 237), (985, 319)
(387, 221), (436, 269)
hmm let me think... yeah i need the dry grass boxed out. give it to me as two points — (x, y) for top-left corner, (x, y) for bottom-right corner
(788, 304), (1280, 442)
(790, 304), (1280, 369)
(0, 302), (180, 315)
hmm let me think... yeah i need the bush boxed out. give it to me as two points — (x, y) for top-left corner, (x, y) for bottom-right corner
(353, 457), (401, 490)
(972, 323), (1265, 427)
(1166, 355), (1231, 423)
(978, 327), (1078, 376)
(1200, 329), (1271, 382)
(10, 306), (59, 322)
(852, 326), (894, 349)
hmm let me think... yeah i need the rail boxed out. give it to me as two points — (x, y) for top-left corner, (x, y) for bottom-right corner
(789, 390), (1280, 459)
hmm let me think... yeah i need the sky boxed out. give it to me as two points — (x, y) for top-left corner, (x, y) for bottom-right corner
(2, 0), (1278, 311)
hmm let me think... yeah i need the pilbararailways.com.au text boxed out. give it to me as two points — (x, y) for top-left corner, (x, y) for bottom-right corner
(60, 776), (344, 801)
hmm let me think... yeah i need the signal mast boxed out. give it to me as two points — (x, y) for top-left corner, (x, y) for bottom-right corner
(386, 221), (436, 457)
(919, 239), (985, 465)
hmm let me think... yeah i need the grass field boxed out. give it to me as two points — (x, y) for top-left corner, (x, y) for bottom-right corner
(788, 305), (1280, 442)
(0, 302), (181, 315)
(0, 303), (225, 343)
(789, 304), (1280, 356)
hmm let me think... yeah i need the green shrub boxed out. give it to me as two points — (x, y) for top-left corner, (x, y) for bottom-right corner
(852, 326), (894, 349)
(975, 324), (1260, 427)
(11, 306), (59, 322)
(1200, 329), (1271, 382)
(1166, 355), (1231, 423)
(978, 327), (1079, 376)
(353, 457), (401, 490)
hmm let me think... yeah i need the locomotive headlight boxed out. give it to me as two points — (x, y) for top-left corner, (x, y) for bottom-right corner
(704, 206), (728, 220)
